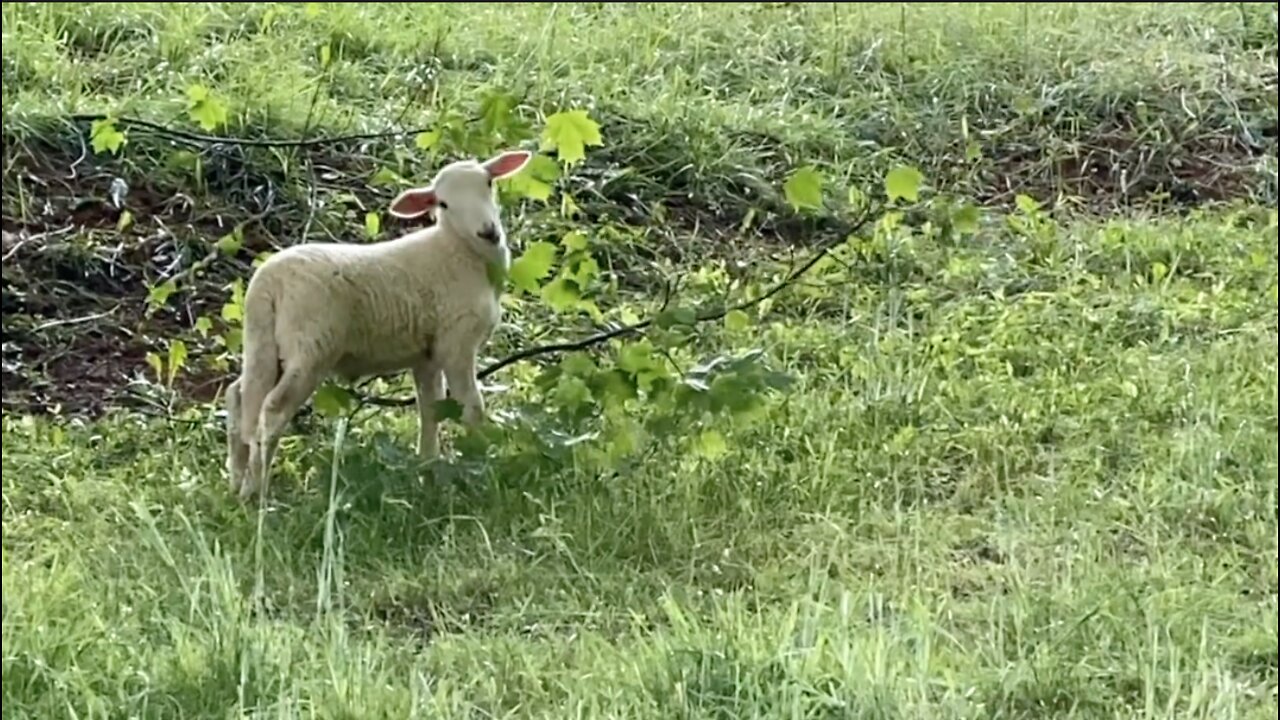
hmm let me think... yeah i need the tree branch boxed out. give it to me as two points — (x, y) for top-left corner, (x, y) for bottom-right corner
(68, 113), (434, 149)
(65, 100), (514, 151)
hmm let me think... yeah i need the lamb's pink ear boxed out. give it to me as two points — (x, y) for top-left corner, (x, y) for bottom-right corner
(388, 187), (438, 219)
(483, 150), (533, 181)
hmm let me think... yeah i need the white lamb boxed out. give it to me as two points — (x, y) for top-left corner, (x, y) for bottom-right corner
(224, 149), (534, 501)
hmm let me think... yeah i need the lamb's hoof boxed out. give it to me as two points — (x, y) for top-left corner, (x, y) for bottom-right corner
(226, 462), (243, 493)
(236, 474), (262, 503)
(461, 405), (486, 428)
(415, 452), (436, 473)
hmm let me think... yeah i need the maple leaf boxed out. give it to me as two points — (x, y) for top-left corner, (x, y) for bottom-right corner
(884, 165), (924, 204)
(539, 109), (603, 166)
(90, 118), (126, 155)
(783, 166), (824, 211)
(508, 241), (558, 294)
(186, 84), (229, 132)
(503, 154), (560, 202)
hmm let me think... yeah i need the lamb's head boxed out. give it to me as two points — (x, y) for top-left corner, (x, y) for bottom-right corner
(388, 150), (532, 254)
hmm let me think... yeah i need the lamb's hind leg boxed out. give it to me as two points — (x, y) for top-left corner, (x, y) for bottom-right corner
(242, 365), (321, 501)
(225, 377), (250, 492)
(412, 357), (445, 460)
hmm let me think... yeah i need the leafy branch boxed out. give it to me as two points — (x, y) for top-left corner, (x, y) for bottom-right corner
(74, 80), (918, 450)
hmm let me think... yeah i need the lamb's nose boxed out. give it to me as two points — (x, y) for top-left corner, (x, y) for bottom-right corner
(478, 225), (500, 243)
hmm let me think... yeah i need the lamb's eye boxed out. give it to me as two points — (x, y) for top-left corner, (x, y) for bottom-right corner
(438, 201), (449, 210)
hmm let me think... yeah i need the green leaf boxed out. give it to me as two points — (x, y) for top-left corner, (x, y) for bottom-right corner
(541, 277), (582, 313)
(116, 209), (134, 232)
(486, 262), (507, 295)
(887, 424), (917, 454)
(148, 279), (177, 309)
(708, 374), (758, 414)
(552, 375), (593, 411)
(145, 352), (163, 383)
(509, 241), (558, 294)
(433, 398), (463, 421)
(952, 204), (981, 235)
(884, 165), (924, 204)
(221, 278), (245, 323)
(724, 309), (750, 332)
(783, 166), (824, 212)
(503, 154), (559, 202)
(762, 371), (796, 391)
(618, 341), (662, 382)
(364, 211), (381, 240)
(694, 429), (729, 460)
(1015, 194), (1041, 215)
(369, 167), (402, 187)
(655, 307), (697, 329)
(222, 327), (242, 353)
(318, 43), (331, 69)
(221, 301), (242, 323)
(164, 149), (200, 173)
(1151, 261), (1168, 282)
(313, 383), (355, 417)
(415, 128), (441, 152)
(603, 419), (642, 459)
(561, 192), (582, 219)
(560, 352), (598, 378)
(166, 340), (188, 386)
(216, 228), (243, 256)
(479, 90), (516, 135)
(569, 255), (600, 288)
(193, 316), (213, 336)
(540, 109), (603, 166)
(593, 369), (638, 404)
(90, 118), (127, 155)
(561, 230), (589, 252)
(186, 84), (229, 132)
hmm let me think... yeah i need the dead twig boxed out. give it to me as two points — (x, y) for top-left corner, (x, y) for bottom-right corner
(33, 306), (120, 332)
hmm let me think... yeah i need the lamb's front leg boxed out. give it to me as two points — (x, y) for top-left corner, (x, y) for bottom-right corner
(439, 331), (486, 428)
(224, 377), (250, 492)
(411, 357), (444, 459)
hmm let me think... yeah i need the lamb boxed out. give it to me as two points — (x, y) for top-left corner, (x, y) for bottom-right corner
(224, 149), (534, 501)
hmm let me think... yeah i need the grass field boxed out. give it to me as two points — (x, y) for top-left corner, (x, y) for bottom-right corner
(2, 2), (1278, 718)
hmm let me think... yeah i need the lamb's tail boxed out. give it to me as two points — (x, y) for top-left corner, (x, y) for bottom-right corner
(238, 287), (280, 445)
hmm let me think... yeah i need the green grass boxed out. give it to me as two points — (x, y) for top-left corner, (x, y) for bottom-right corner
(2, 2), (1278, 718)
(4, 208), (1278, 717)
(3, 1), (1277, 219)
